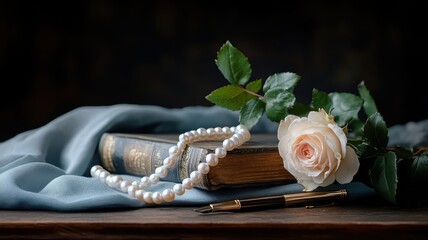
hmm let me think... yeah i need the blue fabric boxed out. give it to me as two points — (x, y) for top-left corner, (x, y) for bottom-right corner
(0, 104), (399, 211)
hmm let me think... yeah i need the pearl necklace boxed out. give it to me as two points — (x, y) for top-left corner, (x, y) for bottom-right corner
(91, 125), (251, 204)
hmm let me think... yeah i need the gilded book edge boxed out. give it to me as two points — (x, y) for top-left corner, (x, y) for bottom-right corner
(100, 134), (116, 172)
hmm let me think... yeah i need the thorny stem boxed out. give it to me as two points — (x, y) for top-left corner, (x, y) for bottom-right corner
(385, 146), (428, 156)
(239, 86), (264, 100)
(414, 147), (428, 156)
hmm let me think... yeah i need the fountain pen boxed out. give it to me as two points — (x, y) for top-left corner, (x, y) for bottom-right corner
(194, 189), (347, 213)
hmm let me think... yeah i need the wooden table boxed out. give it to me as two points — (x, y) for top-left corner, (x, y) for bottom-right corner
(1, 205), (427, 239)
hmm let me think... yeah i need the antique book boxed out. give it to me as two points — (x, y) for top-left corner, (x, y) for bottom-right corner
(98, 133), (296, 190)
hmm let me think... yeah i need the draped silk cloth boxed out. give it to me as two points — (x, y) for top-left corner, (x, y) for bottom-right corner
(3, 104), (420, 211)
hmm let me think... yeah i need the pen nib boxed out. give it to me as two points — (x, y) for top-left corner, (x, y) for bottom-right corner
(193, 205), (213, 213)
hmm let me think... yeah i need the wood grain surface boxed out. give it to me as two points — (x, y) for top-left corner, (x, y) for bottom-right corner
(1, 205), (427, 239)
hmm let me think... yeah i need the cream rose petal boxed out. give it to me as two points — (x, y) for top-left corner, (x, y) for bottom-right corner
(328, 123), (347, 156)
(308, 109), (330, 125)
(285, 155), (307, 182)
(312, 139), (335, 184)
(281, 137), (306, 179)
(287, 118), (310, 137)
(299, 179), (319, 191)
(279, 133), (295, 162)
(277, 115), (299, 141)
(335, 146), (359, 184)
(302, 134), (324, 177)
(278, 109), (359, 192)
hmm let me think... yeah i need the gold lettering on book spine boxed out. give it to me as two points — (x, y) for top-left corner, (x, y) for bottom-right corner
(123, 140), (152, 176)
(101, 135), (116, 172)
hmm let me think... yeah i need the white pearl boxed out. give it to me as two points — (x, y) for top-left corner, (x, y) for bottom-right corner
(90, 165), (101, 176)
(99, 171), (110, 184)
(105, 175), (113, 184)
(155, 166), (168, 178)
(120, 180), (131, 192)
(214, 127), (223, 136)
(108, 175), (123, 188)
(190, 130), (199, 139)
(190, 171), (202, 184)
(234, 133), (244, 143)
(179, 133), (188, 143)
(222, 139), (235, 151)
(168, 146), (180, 156)
(197, 162), (210, 174)
(237, 124), (248, 132)
(135, 189), (145, 201)
(230, 126), (236, 133)
(184, 132), (194, 143)
(163, 156), (176, 168)
(215, 147), (227, 158)
(127, 185), (139, 198)
(143, 192), (153, 203)
(239, 130), (250, 140)
(149, 174), (160, 184)
(152, 192), (163, 204)
(169, 154), (179, 161)
(94, 168), (103, 178)
(162, 189), (175, 202)
(177, 140), (186, 150)
(173, 184), (185, 195)
(206, 128), (216, 139)
(196, 128), (207, 138)
(206, 153), (219, 166)
(132, 181), (139, 186)
(230, 135), (241, 146)
(222, 127), (231, 135)
(244, 132), (251, 141)
(140, 176), (151, 188)
(182, 178), (193, 189)
(99, 170), (109, 177)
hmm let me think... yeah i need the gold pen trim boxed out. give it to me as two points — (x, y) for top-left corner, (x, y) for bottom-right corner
(283, 189), (347, 206)
(210, 200), (242, 212)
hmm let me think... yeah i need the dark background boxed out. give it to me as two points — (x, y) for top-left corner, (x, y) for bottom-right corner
(1, 1), (427, 141)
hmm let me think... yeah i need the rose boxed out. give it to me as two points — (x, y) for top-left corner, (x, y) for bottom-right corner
(277, 108), (360, 191)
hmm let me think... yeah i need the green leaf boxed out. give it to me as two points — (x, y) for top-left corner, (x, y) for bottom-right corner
(356, 143), (379, 159)
(364, 112), (389, 150)
(358, 81), (378, 116)
(264, 89), (295, 122)
(246, 79), (262, 93)
(287, 102), (314, 117)
(205, 84), (255, 111)
(347, 139), (364, 147)
(329, 92), (363, 126)
(393, 146), (413, 160)
(215, 41), (252, 85)
(311, 89), (332, 111)
(369, 152), (397, 204)
(348, 118), (364, 138)
(239, 98), (265, 129)
(410, 152), (428, 183)
(263, 72), (300, 93)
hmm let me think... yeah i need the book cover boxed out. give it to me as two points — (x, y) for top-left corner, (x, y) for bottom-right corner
(98, 133), (296, 190)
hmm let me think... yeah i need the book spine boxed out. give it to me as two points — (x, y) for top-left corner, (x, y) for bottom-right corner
(98, 133), (211, 190)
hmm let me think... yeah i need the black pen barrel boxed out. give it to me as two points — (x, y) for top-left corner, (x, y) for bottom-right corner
(240, 189), (347, 210)
(205, 189), (347, 213)
(284, 189), (348, 207)
(239, 196), (286, 210)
